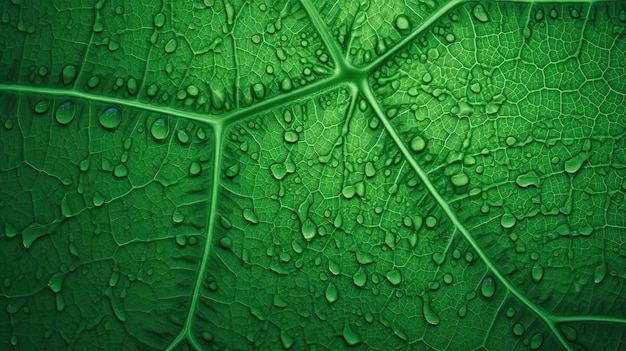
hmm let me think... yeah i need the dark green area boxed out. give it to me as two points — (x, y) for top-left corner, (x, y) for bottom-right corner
(1, 1), (625, 350)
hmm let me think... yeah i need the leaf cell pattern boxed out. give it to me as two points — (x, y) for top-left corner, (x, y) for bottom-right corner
(0, 0), (625, 350)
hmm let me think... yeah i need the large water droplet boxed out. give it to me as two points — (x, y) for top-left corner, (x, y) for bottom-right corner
(410, 135), (427, 152)
(342, 323), (361, 346)
(480, 276), (496, 298)
(386, 269), (402, 286)
(55, 101), (75, 125)
(150, 118), (169, 141)
(394, 14), (411, 33)
(164, 38), (178, 53)
(99, 107), (121, 130)
(353, 267), (367, 287)
(62, 64), (77, 85)
(529, 332), (544, 350)
(280, 330), (294, 350)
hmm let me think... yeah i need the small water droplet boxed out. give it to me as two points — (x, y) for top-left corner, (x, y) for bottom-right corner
(353, 267), (367, 287)
(531, 262), (544, 283)
(62, 64), (77, 85)
(386, 269), (402, 286)
(410, 135), (427, 153)
(280, 330), (294, 350)
(92, 191), (105, 207)
(243, 208), (259, 224)
(500, 213), (517, 229)
(35, 100), (50, 114)
(165, 38), (178, 53)
(530, 332), (544, 350)
(472, 4), (490, 23)
(512, 322), (525, 336)
(150, 118), (169, 141)
(516, 171), (541, 187)
(342, 323), (361, 346)
(283, 130), (298, 143)
(594, 262), (607, 283)
(394, 14), (411, 33)
(188, 162), (202, 176)
(480, 276), (496, 298)
(451, 172), (469, 187)
(99, 107), (121, 130)
(113, 164), (128, 178)
(325, 282), (339, 303)
(301, 218), (316, 241)
(55, 101), (75, 125)
(154, 13), (165, 27)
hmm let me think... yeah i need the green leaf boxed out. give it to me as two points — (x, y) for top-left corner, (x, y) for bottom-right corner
(1, 1), (625, 350)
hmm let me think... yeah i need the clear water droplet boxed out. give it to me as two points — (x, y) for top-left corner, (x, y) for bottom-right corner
(62, 64), (77, 85)
(386, 269), (402, 286)
(531, 262), (544, 283)
(243, 208), (259, 224)
(301, 218), (316, 241)
(150, 118), (169, 141)
(410, 135), (427, 152)
(92, 191), (105, 207)
(99, 107), (121, 130)
(164, 38), (178, 53)
(35, 100), (50, 114)
(472, 4), (490, 23)
(342, 323), (361, 346)
(480, 276), (496, 298)
(421, 294), (440, 326)
(325, 282), (339, 303)
(189, 162), (202, 176)
(394, 14), (411, 33)
(55, 101), (75, 125)
(594, 262), (607, 283)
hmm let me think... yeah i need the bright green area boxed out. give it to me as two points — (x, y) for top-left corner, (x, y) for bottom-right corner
(1, 1), (625, 351)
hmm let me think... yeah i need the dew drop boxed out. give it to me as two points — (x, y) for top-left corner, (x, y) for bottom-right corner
(243, 208), (259, 224)
(530, 332), (544, 350)
(92, 191), (105, 207)
(55, 101), (75, 125)
(451, 172), (469, 187)
(189, 161), (202, 176)
(342, 323), (361, 346)
(353, 267), (367, 287)
(564, 152), (588, 174)
(177, 129), (190, 144)
(150, 118), (169, 141)
(594, 262), (607, 284)
(113, 164), (128, 178)
(153, 13), (165, 27)
(512, 323), (525, 336)
(421, 294), (440, 326)
(500, 213), (517, 229)
(472, 4), (490, 23)
(516, 171), (540, 188)
(531, 262), (544, 283)
(394, 14), (411, 33)
(62, 64), (77, 85)
(164, 38), (178, 53)
(410, 135), (427, 153)
(301, 218), (316, 241)
(35, 100), (50, 114)
(480, 276), (496, 298)
(99, 107), (121, 130)
(280, 330), (294, 350)
(325, 282), (339, 303)
(283, 130), (298, 143)
(386, 269), (402, 286)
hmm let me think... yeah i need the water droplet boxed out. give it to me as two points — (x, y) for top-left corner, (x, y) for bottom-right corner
(500, 213), (517, 229)
(472, 4), (490, 23)
(48, 272), (65, 293)
(516, 171), (541, 187)
(325, 282), (339, 303)
(283, 130), (298, 143)
(425, 215), (437, 229)
(560, 325), (577, 341)
(480, 276), (496, 298)
(177, 129), (190, 144)
(92, 191), (105, 207)
(594, 262), (607, 283)
(564, 152), (588, 174)
(386, 269), (402, 286)
(364, 161), (376, 178)
(394, 14), (411, 33)
(301, 218), (316, 241)
(62, 64), (77, 85)
(443, 273), (453, 284)
(165, 38), (178, 53)
(87, 75), (100, 88)
(530, 332), (544, 350)
(225, 164), (240, 178)
(410, 135), (427, 152)
(505, 306), (516, 318)
(150, 118), (169, 141)
(4, 119), (13, 130)
(342, 323), (361, 346)
(55, 101), (75, 125)
(113, 164), (128, 178)
(189, 162), (202, 176)
(99, 107), (121, 130)
(531, 262), (544, 283)
(512, 322), (525, 336)
(548, 8), (558, 19)
(154, 13), (165, 27)
(445, 33), (455, 43)
(252, 82), (266, 99)
(421, 294), (440, 326)
(280, 77), (293, 92)
(451, 172), (469, 187)
(35, 100), (50, 114)
(570, 8), (579, 18)
(280, 330), (294, 349)
(243, 208), (259, 224)
(353, 267), (367, 287)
